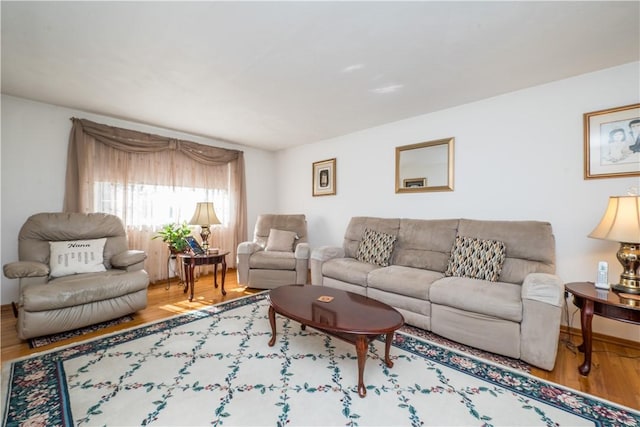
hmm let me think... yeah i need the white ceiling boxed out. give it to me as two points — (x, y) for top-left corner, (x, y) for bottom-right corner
(2, 1), (639, 151)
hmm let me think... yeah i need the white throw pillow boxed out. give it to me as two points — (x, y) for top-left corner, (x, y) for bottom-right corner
(265, 229), (298, 252)
(49, 238), (107, 278)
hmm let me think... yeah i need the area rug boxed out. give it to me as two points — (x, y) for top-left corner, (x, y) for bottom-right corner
(399, 324), (530, 373)
(28, 315), (134, 348)
(2, 293), (638, 426)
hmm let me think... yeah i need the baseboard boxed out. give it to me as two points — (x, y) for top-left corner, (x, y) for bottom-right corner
(560, 325), (640, 350)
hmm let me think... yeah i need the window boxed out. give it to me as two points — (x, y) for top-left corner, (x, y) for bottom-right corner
(65, 118), (247, 282)
(94, 182), (229, 229)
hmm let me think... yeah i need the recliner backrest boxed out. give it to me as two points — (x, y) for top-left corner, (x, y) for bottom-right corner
(18, 212), (129, 269)
(253, 214), (307, 249)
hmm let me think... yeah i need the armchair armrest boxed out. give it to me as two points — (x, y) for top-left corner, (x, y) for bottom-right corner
(111, 250), (147, 271)
(521, 273), (564, 307)
(294, 242), (310, 259)
(237, 241), (262, 255)
(236, 241), (262, 285)
(3, 261), (49, 279)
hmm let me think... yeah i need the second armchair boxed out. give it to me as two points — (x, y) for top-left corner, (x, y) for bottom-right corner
(237, 214), (309, 289)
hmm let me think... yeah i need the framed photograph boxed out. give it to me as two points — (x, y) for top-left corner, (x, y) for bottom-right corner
(584, 103), (640, 179)
(184, 235), (205, 255)
(403, 177), (427, 188)
(312, 158), (336, 196)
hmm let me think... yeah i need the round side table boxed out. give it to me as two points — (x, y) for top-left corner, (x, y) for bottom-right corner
(565, 282), (640, 375)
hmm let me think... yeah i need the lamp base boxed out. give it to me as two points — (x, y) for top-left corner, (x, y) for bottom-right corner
(199, 226), (211, 251)
(612, 242), (640, 294)
(611, 280), (640, 294)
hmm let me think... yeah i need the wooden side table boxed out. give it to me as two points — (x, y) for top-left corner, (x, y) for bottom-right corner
(565, 282), (640, 375)
(179, 251), (230, 301)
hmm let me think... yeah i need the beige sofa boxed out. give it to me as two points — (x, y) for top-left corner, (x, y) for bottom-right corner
(237, 214), (310, 289)
(310, 217), (564, 370)
(3, 212), (149, 340)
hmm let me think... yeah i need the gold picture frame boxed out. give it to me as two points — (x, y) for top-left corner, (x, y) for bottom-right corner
(584, 103), (640, 179)
(312, 158), (336, 196)
(396, 138), (454, 193)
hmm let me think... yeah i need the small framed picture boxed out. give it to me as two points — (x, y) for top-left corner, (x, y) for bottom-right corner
(403, 177), (427, 188)
(184, 236), (205, 255)
(312, 158), (336, 196)
(584, 103), (640, 179)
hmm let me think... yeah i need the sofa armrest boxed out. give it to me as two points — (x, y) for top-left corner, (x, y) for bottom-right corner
(311, 246), (345, 263)
(294, 242), (310, 259)
(3, 261), (50, 279)
(520, 272), (564, 370)
(111, 250), (147, 271)
(310, 246), (345, 285)
(521, 273), (564, 307)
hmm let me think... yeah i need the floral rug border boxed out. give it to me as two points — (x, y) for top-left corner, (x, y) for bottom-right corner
(28, 315), (135, 349)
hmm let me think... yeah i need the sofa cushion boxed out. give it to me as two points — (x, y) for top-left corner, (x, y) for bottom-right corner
(445, 236), (506, 282)
(249, 251), (296, 270)
(49, 238), (107, 278)
(457, 219), (555, 284)
(343, 217), (400, 259)
(265, 229), (297, 252)
(430, 276), (523, 322)
(356, 228), (397, 267)
(322, 258), (379, 287)
(394, 218), (459, 272)
(367, 265), (443, 299)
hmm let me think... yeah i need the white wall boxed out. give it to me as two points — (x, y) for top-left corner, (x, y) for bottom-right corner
(276, 62), (640, 342)
(0, 95), (278, 302)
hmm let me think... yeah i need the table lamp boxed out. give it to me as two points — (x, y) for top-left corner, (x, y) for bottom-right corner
(189, 202), (221, 251)
(588, 195), (640, 294)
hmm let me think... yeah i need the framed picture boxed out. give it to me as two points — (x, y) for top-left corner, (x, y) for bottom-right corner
(184, 235), (205, 255)
(584, 103), (640, 179)
(312, 158), (336, 196)
(403, 177), (427, 188)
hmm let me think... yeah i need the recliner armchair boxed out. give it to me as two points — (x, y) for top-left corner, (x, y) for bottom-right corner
(237, 214), (309, 289)
(3, 212), (149, 340)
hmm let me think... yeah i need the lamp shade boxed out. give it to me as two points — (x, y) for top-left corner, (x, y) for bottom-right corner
(189, 202), (221, 226)
(588, 196), (640, 243)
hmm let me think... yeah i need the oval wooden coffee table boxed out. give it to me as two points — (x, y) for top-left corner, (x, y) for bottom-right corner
(267, 284), (404, 397)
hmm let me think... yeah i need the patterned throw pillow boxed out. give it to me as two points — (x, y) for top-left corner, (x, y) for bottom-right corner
(445, 236), (506, 282)
(356, 228), (397, 267)
(49, 238), (107, 278)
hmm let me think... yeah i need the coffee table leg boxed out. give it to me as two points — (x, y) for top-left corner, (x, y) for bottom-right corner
(268, 305), (277, 347)
(355, 335), (368, 397)
(384, 332), (395, 368)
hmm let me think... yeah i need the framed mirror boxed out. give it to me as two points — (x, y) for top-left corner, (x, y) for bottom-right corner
(395, 137), (454, 193)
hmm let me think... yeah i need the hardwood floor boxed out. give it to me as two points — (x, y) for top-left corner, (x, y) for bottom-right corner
(2, 269), (639, 410)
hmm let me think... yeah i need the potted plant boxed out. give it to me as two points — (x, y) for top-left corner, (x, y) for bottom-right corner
(153, 222), (191, 253)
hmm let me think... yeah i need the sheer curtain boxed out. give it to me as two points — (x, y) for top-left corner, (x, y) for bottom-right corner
(63, 118), (247, 282)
